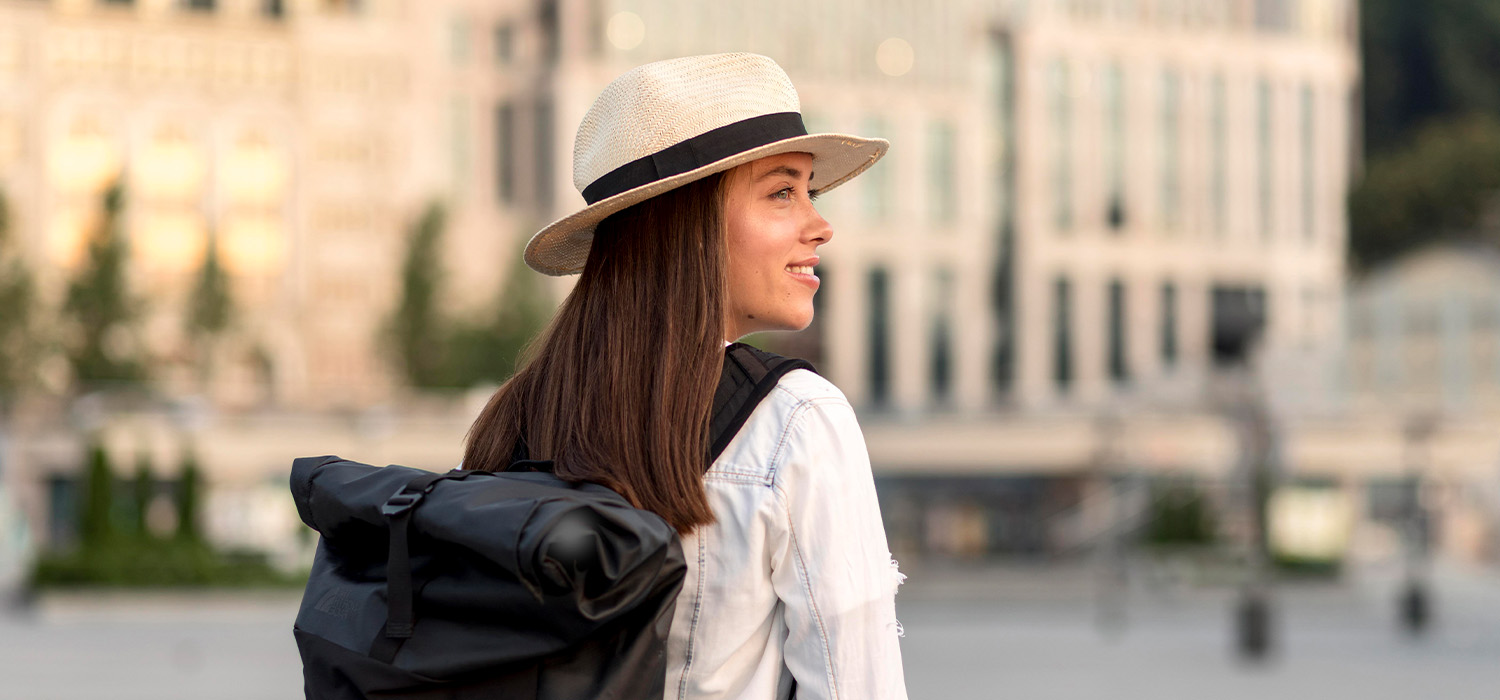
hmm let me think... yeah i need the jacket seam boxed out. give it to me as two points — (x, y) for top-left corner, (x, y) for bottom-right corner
(773, 405), (841, 700)
(676, 533), (708, 700)
(779, 490), (840, 699)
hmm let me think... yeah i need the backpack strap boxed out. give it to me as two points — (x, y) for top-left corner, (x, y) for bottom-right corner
(369, 468), (478, 664)
(706, 343), (817, 470)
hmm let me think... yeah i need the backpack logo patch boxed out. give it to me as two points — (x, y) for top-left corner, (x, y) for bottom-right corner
(314, 586), (357, 619)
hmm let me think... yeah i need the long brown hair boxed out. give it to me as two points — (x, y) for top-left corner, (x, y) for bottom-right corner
(462, 173), (728, 534)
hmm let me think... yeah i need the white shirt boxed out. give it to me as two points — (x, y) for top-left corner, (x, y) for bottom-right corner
(664, 368), (909, 700)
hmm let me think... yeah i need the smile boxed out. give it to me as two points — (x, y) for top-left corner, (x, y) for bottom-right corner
(785, 265), (816, 276)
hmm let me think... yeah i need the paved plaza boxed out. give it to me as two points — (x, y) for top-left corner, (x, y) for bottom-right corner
(1, 560), (1497, 699)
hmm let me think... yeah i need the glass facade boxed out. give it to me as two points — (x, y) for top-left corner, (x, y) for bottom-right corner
(1160, 69), (1180, 232)
(1211, 73), (1227, 238)
(494, 102), (514, 204)
(930, 268), (955, 404)
(1049, 59), (1073, 232)
(1258, 78), (1274, 241)
(868, 267), (891, 407)
(1108, 279), (1128, 382)
(1053, 276), (1073, 391)
(929, 121), (957, 224)
(1301, 83), (1316, 243)
(1161, 281), (1178, 367)
(1104, 62), (1126, 231)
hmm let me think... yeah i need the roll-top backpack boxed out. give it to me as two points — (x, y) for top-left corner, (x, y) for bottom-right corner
(291, 343), (814, 699)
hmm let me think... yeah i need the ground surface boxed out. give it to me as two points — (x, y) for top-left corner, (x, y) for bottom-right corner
(2, 559), (1496, 699)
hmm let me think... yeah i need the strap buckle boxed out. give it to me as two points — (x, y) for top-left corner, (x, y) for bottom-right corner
(381, 490), (425, 517)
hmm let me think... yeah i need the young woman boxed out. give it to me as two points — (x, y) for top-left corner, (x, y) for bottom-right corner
(463, 53), (908, 700)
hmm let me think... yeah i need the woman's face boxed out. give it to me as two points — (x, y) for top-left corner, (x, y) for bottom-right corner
(723, 151), (832, 340)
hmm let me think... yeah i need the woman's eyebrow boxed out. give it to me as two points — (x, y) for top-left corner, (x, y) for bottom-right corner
(754, 165), (805, 182)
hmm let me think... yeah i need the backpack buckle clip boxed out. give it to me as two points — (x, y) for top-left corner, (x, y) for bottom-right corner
(381, 490), (424, 517)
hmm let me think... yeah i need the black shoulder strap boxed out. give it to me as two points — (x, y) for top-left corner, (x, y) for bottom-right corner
(706, 343), (817, 469)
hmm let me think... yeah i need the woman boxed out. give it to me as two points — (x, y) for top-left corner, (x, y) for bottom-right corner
(463, 53), (908, 700)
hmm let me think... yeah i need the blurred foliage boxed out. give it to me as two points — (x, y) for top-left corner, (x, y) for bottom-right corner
(80, 440), (115, 545)
(31, 539), (302, 589)
(131, 455), (152, 537)
(388, 202), (448, 387)
(188, 231), (232, 339)
(441, 248), (552, 387)
(1354, 0), (1500, 269)
(1362, 0), (1500, 157)
(1144, 481), (1217, 547)
(63, 181), (146, 389)
(386, 203), (551, 389)
(177, 449), (202, 542)
(1349, 116), (1500, 270)
(30, 441), (299, 589)
(0, 188), (41, 407)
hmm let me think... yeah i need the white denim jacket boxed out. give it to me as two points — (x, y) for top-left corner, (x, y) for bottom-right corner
(664, 368), (909, 700)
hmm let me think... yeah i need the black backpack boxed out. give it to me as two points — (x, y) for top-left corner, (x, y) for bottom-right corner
(291, 344), (814, 699)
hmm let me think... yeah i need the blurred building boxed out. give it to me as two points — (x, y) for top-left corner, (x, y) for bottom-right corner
(1344, 244), (1500, 416)
(0, 0), (527, 410)
(509, 0), (1364, 558)
(10, 0), (1496, 567)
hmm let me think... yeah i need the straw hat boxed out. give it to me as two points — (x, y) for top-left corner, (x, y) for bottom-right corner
(524, 52), (889, 275)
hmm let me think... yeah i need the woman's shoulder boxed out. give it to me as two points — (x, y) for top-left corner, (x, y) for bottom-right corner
(710, 369), (857, 480)
(767, 367), (850, 409)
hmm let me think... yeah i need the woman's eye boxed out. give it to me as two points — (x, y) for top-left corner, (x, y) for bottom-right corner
(772, 187), (794, 201)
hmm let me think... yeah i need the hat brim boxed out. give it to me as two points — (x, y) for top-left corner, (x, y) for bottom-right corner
(524, 133), (889, 276)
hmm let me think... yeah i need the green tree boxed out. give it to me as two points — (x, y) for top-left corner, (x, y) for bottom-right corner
(186, 230), (232, 381)
(63, 180), (145, 390)
(444, 243), (552, 385)
(132, 453), (154, 538)
(1362, 0), (1500, 156)
(1349, 116), (1500, 269)
(387, 203), (448, 387)
(176, 449), (202, 542)
(79, 440), (115, 546)
(1144, 480), (1216, 547)
(0, 188), (39, 407)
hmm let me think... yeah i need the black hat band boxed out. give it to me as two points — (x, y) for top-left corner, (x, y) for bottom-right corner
(581, 111), (808, 205)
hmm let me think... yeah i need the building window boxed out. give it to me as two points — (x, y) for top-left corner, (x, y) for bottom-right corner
(1254, 0), (1292, 32)
(930, 268), (955, 404)
(539, 0), (561, 65)
(495, 102), (514, 204)
(1211, 285), (1268, 366)
(262, 0), (285, 19)
(1161, 281), (1178, 368)
(1053, 276), (1073, 391)
(989, 34), (1016, 399)
(1049, 59), (1073, 232)
(180, 0), (215, 10)
(928, 121), (957, 224)
(1211, 73), (1227, 238)
(1257, 78), (1274, 242)
(1103, 62), (1127, 231)
(534, 97), (554, 210)
(862, 117), (891, 221)
(1160, 69), (1181, 232)
(449, 15), (471, 66)
(868, 267), (891, 407)
(494, 24), (514, 64)
(1108, 279), (1128, 383)
(1301, 83), (1316, 243)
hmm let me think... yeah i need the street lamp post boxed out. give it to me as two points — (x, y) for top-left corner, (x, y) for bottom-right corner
(1210, 288), (1276, 662)
(1399, 413), (1437, 637)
